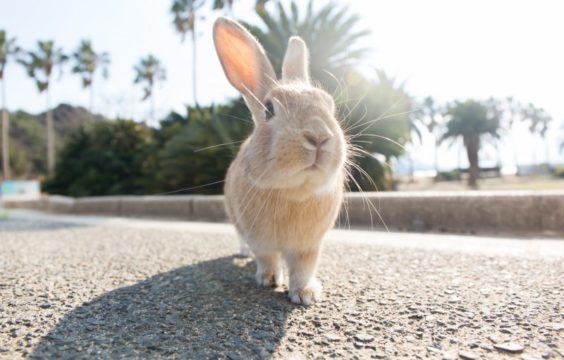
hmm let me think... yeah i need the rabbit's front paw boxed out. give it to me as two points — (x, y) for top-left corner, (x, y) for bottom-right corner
(289, 279), (322, 306)
(255, 269), (283, 288)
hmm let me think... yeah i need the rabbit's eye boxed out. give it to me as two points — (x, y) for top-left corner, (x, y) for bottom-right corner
(264, 100), (275, 120)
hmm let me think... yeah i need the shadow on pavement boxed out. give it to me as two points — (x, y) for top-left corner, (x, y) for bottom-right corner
(31, 256), (296, 359)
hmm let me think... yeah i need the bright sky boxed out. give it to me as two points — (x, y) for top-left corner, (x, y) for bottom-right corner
(1, 0), (563, 171)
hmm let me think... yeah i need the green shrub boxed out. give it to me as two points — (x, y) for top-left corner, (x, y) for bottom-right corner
(435, 170), (461, 181)
(553, 166), (564, 178)
(43, 120), (153, 196)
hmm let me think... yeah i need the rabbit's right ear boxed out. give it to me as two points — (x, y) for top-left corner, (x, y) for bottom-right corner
(213, 17), (276, 116)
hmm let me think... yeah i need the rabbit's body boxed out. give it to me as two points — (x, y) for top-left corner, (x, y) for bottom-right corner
(225, 138), (344, 252)
(225, 152), (344, 303)
(214, 18), (347, 305)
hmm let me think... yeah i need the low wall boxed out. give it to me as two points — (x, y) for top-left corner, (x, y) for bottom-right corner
(5, 191), (564, 237)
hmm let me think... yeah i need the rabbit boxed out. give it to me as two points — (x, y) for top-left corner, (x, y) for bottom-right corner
(213, 17), (347, 305)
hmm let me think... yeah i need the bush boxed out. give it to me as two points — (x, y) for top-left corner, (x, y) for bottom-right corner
(435, 170), (461, 182)
(154, 100), (252, 194)
(43, 120), (153, 197)
(553, 166), (564, 178)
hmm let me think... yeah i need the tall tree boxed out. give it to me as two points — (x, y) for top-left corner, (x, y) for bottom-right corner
(414, 96), (442, 174)
(133, 55), (166, 124)
(501, 96), (523, 169)
(170, 0), (205, 105)
(0, 30), (20, 180)
(343, 70), (412, 191)
(521, 103), (553, 166)
(18, 40), (67, 175)
(441, 100), (501, 188)
(71, 40), (110, 112)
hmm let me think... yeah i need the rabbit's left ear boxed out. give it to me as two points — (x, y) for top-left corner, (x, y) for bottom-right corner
(282, 36), (310, 83)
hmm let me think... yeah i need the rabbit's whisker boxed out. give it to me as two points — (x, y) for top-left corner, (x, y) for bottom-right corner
(154, 180), (226, 195)
(193, 140), (244, 153)
(219, 112), (254, 124)
(345, 159), (389, 232)
(350, 134), (408, 152)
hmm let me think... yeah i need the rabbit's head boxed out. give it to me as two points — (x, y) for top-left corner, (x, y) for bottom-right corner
(214, 17), (347, 196)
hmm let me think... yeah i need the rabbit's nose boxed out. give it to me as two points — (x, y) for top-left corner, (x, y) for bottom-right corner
(302, 131), (331, 150)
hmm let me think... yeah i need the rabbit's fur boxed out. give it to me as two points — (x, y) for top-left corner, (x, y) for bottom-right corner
(214, 17), (347, 305)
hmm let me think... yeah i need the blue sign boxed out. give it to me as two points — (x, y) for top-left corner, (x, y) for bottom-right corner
(0, 180), (41, 201)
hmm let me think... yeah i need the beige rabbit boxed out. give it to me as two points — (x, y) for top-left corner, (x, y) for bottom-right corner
(213, 17), (347, 305)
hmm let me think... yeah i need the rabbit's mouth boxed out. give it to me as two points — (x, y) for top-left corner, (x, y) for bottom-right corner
(304, 146), (328, 168)
(305, 163), (321, 172)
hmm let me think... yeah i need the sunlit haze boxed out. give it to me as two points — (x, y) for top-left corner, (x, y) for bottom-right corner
(1, 0), (563, 171)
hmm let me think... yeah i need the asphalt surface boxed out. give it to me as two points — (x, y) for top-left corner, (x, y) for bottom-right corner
(0, 210), (563, 359)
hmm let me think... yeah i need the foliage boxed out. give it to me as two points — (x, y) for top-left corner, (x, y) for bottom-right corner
(71, 40), (110, 89)
(442, 100), (501, 144)
(212, 0), (269, 11)
(0, 30), (21, 79)
(412, 96), (442, 142)
(43, 120), (153, 197)
(1, 29), (22, 180)
(133, 55), (166, 101)
(441, 99), (501, 187)
(342, 71), (412, 191)
(554, 166), (564, 179)
(242, 0), (370, 91)
(171, 0), (205, 42)
(521, 102), (552, 138)
(18, 40), (67, 92)
(0, 105), (105, 178)
(435, 169), (461, 182)
(155, 99), (252, 194)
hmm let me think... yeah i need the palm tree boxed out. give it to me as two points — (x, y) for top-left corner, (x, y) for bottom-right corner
(441, 100), (501, 188)
(18, 40), (67, 175)
(71, 40), (110, 113)
(345, 70), (412, 191)
(414, 96), (442, 174)
(242, 0), (371, 92)
(172, 0), (273, 104)
(212, 0), (269, 13)
(133, 55), (166, 124)
(0, 30), (20, 180)
(521, 103), (553, 166)
(502, 96), (523, 170)
(170, 0), (205, 105)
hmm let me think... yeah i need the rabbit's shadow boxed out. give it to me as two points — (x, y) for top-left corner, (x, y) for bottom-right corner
(31, 256), (297, 358)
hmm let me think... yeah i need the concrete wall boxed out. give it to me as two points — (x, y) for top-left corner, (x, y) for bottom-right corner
(5, 191), (563, 236)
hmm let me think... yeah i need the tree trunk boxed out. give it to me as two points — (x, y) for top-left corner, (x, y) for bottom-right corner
(433, 138), (439, 175)
(532, 134), (537, 166)
(408, 153), (414, 183)
(543, 134), (550, 167)
(513, 132), (520, 175)
(46, 89), (55, 176)
(465, 136), (480, 188)
(89, 81), (94, 113)
(192, 24), (198, 105)
(1, 78), (10, 180)
(150, 89), (155, 125)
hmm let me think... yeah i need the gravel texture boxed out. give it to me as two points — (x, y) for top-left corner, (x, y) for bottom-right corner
(0, 215), (563, 359)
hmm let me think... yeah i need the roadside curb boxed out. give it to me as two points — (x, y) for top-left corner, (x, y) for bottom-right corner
(5, 191), (563, 236)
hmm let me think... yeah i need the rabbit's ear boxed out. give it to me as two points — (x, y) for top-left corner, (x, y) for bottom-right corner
(282, 36), (310, 83)
(214, 17), (276, 114)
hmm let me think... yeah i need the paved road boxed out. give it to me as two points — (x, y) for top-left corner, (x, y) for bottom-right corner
(1, 210), (563, 359)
